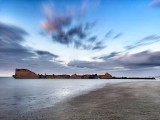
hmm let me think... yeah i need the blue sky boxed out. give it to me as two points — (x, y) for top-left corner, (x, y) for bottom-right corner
(0, 0), (160, 77)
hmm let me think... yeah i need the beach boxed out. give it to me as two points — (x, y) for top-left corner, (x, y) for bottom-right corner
(10, 81), (160, 120)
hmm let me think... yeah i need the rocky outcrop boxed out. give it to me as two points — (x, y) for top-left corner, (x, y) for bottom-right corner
(98, 73), (112, 79)
(13, 69), (39, 79)
(70, 74), (82, 79)
(53, 75), (70, 79)
(13, 69), (113, 79)
(13, 69), (155, 79)
(82, 74), (99, 79)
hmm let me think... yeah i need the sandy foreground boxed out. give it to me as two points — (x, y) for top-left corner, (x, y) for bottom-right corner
(4, 81), (160, 120)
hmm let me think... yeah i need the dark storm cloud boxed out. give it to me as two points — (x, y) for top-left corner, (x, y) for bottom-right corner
(125, 35), (160, 50)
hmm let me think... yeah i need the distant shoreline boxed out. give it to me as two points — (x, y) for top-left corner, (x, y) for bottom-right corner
(13, 68), (155, 79)
(111, 77), (155, 79)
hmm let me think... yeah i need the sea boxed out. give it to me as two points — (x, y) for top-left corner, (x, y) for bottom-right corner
(0, 77), (157, 115)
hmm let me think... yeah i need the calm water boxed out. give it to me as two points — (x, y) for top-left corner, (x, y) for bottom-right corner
(0, 78), (156, 114)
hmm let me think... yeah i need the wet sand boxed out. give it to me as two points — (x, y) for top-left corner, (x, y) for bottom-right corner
(4, 81), (160, 120)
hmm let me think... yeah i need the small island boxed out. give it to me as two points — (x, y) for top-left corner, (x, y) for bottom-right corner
(13, 69), (113, 79)
(12, 69), (155, 79)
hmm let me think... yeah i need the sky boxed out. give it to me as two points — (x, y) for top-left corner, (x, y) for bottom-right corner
(0, 0), (160, 77)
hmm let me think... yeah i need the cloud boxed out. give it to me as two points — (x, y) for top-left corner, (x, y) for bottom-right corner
(92, 41), (106, 50)
(41, 13), (72, 32)
(68, 60), (98, 69)
(125, 34), (160, 50)
(51, 24), (88, 45)
(121, 51), (160, 68)
(0, 22), (96, 76)
(0, 22), (33, 60)
(0, 47), (33, 58)
(0, 22), (64, 75)
(1, 21), (159, 77)
(0, 22), (34, 66)
(36, 50), (58, 60)
(36, 50), (58, 57)
(40, 1), (108, 51)
(0, 22), (28, 43)
(68, 59), (121, 72)
(112, 33), (123, 39)
(68, 24), (86, 39)
(68, 50), (160, 73)
(100, 52), (120, 59)
(40, 1), (89, 33)
(102, 30), (123, 42)
(88, 36), (97, 42)
(84, 21), (96, 31)
(104, 30), (113, 39)
(150, 0), (160, 7)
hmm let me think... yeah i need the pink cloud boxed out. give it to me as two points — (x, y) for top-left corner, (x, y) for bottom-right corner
(40, 2), (87, 32)
(40, 0), (101, 32)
